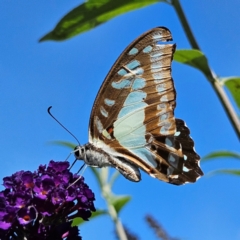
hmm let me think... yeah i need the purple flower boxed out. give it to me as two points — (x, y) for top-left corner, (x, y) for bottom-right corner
(0, 160), (95, 239)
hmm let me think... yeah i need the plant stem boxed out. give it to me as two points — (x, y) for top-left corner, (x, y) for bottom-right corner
(108, 204), (128, 240)
(171, 0), (240, 139)
(102, 183), (128, 240)
(211, 73), (240, 137)
(171, 0), (200, 50)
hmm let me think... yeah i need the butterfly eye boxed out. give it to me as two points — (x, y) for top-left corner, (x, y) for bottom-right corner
(74, 146), (82, 159)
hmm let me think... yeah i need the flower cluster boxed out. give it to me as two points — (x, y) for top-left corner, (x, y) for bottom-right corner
(0, 160), (95, 239)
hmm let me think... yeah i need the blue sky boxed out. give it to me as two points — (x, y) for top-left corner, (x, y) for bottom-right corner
(0, 1), (239, 239)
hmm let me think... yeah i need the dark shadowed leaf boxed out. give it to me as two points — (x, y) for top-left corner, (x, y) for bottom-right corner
(109, 195), (131, 213)
(174, 49), (212, 78)
(40, 0), (159, 42)
(72, 209), (108, 226)
(202, 151), (240, 161)
(222, 77), (240, 108)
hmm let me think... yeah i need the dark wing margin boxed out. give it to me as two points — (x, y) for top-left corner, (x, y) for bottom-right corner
(172, 119), (203, 184)
(149, 119), (203, 185)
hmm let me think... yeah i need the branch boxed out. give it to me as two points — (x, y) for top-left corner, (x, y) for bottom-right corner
(171, 0), (240, 139)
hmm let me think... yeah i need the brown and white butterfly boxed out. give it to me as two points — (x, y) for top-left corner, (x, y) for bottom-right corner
(75, 27), (203, 185)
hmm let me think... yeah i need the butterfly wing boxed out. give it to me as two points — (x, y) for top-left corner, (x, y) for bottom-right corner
(89, 27), (203, 184)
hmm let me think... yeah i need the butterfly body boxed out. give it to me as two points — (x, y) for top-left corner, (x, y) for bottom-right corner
(75, 143), (141, 182)
(75, 27), (203, 185)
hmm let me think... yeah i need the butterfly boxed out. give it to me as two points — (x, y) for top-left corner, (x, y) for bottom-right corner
(75, 27), (203, 185)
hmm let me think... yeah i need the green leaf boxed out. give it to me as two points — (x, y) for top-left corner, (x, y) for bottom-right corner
(72, 209), (108, 226)
(222, 77), (240, 108)
(209, 169), (240, 177)
(174, 49), (212, 78)
(39, 0), (159, 42)
(109, 195), (131, 213)
(202, 151), (240, 161)
(48, 140), (76, 149)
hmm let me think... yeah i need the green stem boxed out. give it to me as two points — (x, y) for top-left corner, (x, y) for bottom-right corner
(102, 183), (127, 240)
(171, 0), (200, 49)
(107, 204), (128, 240)
(171, 0), (240, 139)
(210, 73), (240, 138)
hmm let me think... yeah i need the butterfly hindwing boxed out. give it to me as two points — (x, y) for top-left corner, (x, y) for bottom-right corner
(87, 27), (203, 184)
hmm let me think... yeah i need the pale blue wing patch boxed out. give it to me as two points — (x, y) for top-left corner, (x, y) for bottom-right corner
(131, 148), (157, 168)
(100, 106), (108, 117)
(153, 72), (171, 83)
(94, 116), (103, 133)
(102, 129), (112, 139)
(160, 94), (169, 102)
(115, 60), (144, 91)
(112, 79), (131, 89)
(143, 45), (153, 53)
(126, 60), (140, 70)
(128, 47), (138, 55)
(113, 87), (157, 168)
(156, 83), (167, 93)
(152, 33), (163, 40)
(160, 112), (170, 121)
(160, 122), (173, 135)
(117, 102), (146, 119)
(150, 45), (166, 62)
(118, 69), (127, 76)
(183, 166), (190, 172)
(114, 109), (157, 168)
(152, 29), (170, 41)
(115, 124), (146, 147)
(165, 137), (174, 147)
(174, 131), (181, 137)
(114, 105), (147, 140)
(153, 72), (164, 80)
(124, 91), (147, 106)
(104, 98), (115, 107)
(151, 61), (163, 72)
(132, 67), (144, 75)
(118, 67), (144, 78)
(117, 90), (147, 118)
(132, 78), (146, 90)
(150, 49), (163, 58)
(125, 66), (145, 77)
(157, 103), (167, 110)
(168, 154), (179, 169)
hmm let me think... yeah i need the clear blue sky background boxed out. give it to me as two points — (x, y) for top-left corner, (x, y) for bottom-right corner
(0, 1), (239, 239)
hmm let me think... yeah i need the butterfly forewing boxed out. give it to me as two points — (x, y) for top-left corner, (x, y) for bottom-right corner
(89, 27), (175, 141)
(88, 27), (203, 184)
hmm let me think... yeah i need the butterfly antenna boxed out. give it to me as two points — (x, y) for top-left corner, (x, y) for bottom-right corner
(67, 164), (88, 188)
(47, 106), (81, 146)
